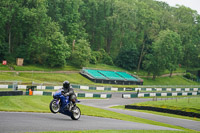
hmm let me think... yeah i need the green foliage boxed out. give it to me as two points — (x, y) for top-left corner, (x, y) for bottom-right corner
(102, 55), (113, 66)
(0, 42), (7, 61)
(173, 6), (200, 68)
(184, 73), (197, 81)
(160, 30), (183, 75)
(92, 51), (103, 62)
(115, 45), (139, 70)
(90, 51), (102, 64)
(0, 0), (200, 71)
(4, 53), (15, 64)
(89, 54), (97, 64)
(99, 49), (113, 65)
(143, 30), (183, 79)
(71, 39), (91, 67)
(89, 49), (113, 65)
(184, 73), (192, 79)
(47, 0), (87, 45)
(46, 23), (70, 67)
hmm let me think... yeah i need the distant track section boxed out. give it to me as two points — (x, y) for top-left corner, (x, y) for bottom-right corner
(0, 70), (79, 73)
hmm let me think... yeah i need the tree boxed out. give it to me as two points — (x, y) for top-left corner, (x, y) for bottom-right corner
(143, 53), (159, 79)
(80, 0), (99, 50)
(143, 50), (166, 80)
(135, 1), (158, 72)
(173, 5), (200, 68)
(0, 0), (21, 61)
(48, 0), (87, 46)
(143, 30), (182, 79)
(19, 0), (60, 65)
(46, 22), (71, 67)
(71, 39), (91, 67)
(0, 0), (71, 67)
(163, 30), (183, 76)
(115, 45), (139, 70)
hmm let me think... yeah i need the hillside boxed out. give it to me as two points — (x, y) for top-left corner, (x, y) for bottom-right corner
(0, 64), (199, 87)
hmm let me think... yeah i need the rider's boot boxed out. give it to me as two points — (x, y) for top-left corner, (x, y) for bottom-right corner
(70, 102), (77, 111)
(68, 101), (73, 111)
(64, 104), (69, 111)
(64, 102), (72, 111)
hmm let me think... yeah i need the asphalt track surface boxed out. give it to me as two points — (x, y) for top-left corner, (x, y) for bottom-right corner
(0, 112), (178, 133)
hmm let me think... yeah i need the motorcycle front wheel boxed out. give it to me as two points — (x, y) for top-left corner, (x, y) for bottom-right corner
(49, 99), (60, 113)
(71, 106), (81, 120)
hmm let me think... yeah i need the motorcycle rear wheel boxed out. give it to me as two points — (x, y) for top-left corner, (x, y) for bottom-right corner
(71, 106), (81, 120)
(49, 99), (60, 113)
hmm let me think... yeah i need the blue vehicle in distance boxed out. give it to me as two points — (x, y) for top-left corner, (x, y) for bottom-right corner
(49, 89), (81, 120)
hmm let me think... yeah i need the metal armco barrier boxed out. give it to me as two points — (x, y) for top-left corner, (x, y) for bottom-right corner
(0, 84), (200, 92)
(122, 92), (200, 98)
(24, 91), (112, 98)
(0, 91), (23, 96)
(125, 105), (200, 118)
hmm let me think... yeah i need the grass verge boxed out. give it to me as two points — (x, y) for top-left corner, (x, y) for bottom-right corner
(1, 72), (200, 86)
(27, 130), (198, 133)
(0, 64), (80, 71)
(131, 97), (200, 114)
(142, 76), (200, 85)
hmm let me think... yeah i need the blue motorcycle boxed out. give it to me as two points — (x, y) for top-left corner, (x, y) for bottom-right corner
(49, 89), (81, 120)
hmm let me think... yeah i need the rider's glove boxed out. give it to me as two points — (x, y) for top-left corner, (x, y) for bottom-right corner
(63, 92), (69, 97)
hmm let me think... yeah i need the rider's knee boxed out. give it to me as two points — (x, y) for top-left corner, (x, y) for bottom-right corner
(70, 95), (76, 102)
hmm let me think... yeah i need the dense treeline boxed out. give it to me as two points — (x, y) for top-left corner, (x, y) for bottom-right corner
(0, 0), (200, 78)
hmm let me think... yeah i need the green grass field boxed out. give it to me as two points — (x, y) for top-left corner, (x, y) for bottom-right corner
(143, 76), (200, 85)
(0, 72), (200, 86)
(1, 64), (200, 86)
(131, 97), (200, 114)
(0, 64), (80, 71)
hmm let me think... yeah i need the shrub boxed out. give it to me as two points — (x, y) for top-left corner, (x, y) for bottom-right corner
(184, 72), (197, 81)
(92, 51), (102, 62)
(90, 49), (113, 65)
(90, 55), (97, 64)
(102, 55), (113, 65)
(99, 49), (113, 65)
(184, 72), (191, 79)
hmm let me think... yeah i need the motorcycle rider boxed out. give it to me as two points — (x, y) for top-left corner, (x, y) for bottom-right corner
(62, 81), (76, 111)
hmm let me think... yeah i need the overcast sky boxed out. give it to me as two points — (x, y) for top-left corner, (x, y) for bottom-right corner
(156, 0), (200, 14)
